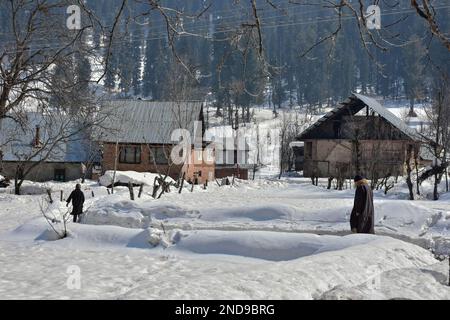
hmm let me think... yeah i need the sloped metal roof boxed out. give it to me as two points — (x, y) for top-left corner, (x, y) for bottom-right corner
(298, 93), (423, 141)
(353, 93), (422, 140)
(98, 100), (204, 144)
(0, 112), (91, 163)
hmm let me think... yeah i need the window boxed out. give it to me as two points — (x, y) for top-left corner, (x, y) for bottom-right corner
(205, 148), (214, 164)
(305, 142), (313, 159)
(224, 150), (234, 164)
(196, 150), (203, 162)
(149, 147), (169, 165)
(119, 146), (141, 164)
(54, 169), (66, 182)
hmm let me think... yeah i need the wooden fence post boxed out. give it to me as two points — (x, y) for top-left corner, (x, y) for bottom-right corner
(128, 182), (135, 200)
(179, 172), (185, 194)
(152, 177), (160, 199)
(138, 183), (144, 198)
(47, 189), (53, 204)
(60, 190), (63, 202)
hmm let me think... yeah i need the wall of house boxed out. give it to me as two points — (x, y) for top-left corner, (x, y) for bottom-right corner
(102, 143), (214, 184)
(215, 166), (249, 180)
(302, 139), (414, 178)
(0, 161), (84, 182)
(182, 148), (215, 184)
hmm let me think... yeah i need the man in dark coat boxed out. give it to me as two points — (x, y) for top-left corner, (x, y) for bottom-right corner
(66, 184), (85, 223)
(350, 175), (375, 234)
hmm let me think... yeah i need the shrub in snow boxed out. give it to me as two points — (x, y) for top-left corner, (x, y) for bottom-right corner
(39, 199), (71, 239)
(146, 227), (185, 248)
(147, 228), (163, 247)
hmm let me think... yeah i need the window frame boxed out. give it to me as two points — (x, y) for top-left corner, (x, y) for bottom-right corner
(149, 146), (169, 165)
(54, 168), (66, 182)
(119, 145), (142, 164)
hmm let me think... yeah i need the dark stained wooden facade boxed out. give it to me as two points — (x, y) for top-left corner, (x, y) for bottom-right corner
(297, 94), (423, 180)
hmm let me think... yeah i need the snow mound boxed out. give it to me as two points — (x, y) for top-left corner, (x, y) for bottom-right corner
(171, 230), (380, 261)
(84, 199), (198, 228)
(20, 183), (51, 195)
(374, 201), (440, 237)
(99, 170), (175, 187)
(203, 205), (295, 222)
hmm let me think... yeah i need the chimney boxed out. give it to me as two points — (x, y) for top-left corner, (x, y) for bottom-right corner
(34, 125), (41, 147)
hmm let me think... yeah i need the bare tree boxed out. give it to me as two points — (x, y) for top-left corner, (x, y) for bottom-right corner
(0, 1), (127, 193)
(278, 111), (310, 178)
(0, 0), (116, 122)
(421, 75), (450, 200)
(1, 100), (112, 195)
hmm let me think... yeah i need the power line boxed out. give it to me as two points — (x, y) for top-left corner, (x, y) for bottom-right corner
(0, 4), (449, 56)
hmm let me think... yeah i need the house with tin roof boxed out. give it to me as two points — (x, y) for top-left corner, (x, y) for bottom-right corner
(97, 100), (215, 185)
(296, 93), (427, 184)
(0, 112), (97, 183)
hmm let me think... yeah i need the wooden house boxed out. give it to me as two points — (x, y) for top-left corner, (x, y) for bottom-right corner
(97, 100), (214, 184)
(297, 94), (425, 182)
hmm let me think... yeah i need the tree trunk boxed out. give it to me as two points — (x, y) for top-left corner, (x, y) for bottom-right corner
(327, 177), (333, 190)
(14, 178), (23, 195)
(434, 173), (439, 201)
(14, 180), (20, 195)
(446, 167), (449, 193)
(415, 156), (421, 196)
(406, 146), (415, 200)
(112, 141), (119, 194)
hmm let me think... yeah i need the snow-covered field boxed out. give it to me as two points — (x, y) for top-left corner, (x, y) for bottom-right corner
(0, 171), (449, 300)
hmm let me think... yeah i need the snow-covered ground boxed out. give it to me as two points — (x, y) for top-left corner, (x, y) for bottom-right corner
(0, 99), (445, 300)
(0, 171), (449, 300)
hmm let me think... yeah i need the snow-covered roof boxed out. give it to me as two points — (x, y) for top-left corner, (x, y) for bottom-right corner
(0, 112), (91, 163)
(289, 141), (304, 148)
(298, 93), (423, 141)
(97, 100), (204, 144)
(353, 93), (422, 141)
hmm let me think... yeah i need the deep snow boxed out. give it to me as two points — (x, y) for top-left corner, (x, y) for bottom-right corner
(0, 171), (450, 299)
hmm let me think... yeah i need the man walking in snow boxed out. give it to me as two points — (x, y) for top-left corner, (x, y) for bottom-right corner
(350, 175), (374, 234)
(66, 184), (85, 223)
